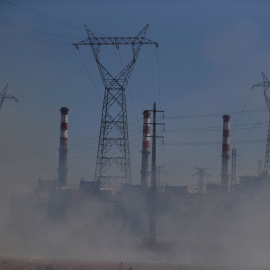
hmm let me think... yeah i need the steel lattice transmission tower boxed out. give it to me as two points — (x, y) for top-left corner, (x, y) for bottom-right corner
(252, 72), (270, 174)
(73, 25), (158, 188)
(231, 148), (237, 187)
(193, 167), (210, 194)
(0, 84), (18, 112)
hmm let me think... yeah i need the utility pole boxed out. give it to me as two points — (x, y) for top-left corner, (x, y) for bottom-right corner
(193, 167), (210, 194)
(252, 72), (270, 174)
(149, 102), (164, 244)
(231, 148), (237, 187)
(0, 84), (18, 112)
(73, 25), (158, 189)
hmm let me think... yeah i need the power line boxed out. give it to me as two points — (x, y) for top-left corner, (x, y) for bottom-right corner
(84, 0), (146, 25)
(68, 127), (142, 157)
(204, 89), (256, 178)
(68, 117), (143, 148)
(77, 50), (103, 102)
(241, 142), (265, 169)
(156, 48), (162, 110)
(0, 0), (84, 31)
(0, 32), (71, 45)
(237, 110), (266, 151)
(164, 139), (266, 146)
(166, 108), (267, 120)
(165, 122), (268, 133)
(149, 45), (156, 104)
(17, 102), (58, 147)
(0, 19), (81, 40)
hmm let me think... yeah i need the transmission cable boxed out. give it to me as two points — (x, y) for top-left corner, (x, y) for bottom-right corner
(238, 110), (266, 151)
(156, 47), (162, 111)
(230, 89), (253, 136)
(164, 139), (266, 146)
(166, 108), (267, 120)
(77, 50), (102, 103)
(0, 32), (71, 45)
(0, 19), (81, 40)
(0, 0), (84, 31)
(165, 122), (267, 133)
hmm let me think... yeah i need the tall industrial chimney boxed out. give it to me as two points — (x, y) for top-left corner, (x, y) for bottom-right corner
(221, 114), (231, 192)
(141, 110), (151, 189)
(58, 107), (69, 187)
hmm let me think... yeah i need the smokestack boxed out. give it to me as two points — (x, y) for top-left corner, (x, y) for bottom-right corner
(58, 107), (69, 187)
(221, 114), (231, 192)
(141, 110), (151, 189)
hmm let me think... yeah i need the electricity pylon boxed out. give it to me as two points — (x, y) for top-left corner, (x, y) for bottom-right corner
(73, 25), (158, 188)
(193, 167), (210, 194)
(231, 148), (237, 187)
(252, 72), (270, 173)
(0, 84), (18, 112)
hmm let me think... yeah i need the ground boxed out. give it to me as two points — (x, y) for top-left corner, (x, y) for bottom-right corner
(0, 258), (252, 270)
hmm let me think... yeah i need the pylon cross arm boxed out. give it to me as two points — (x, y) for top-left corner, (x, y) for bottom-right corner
(253, 82), (270, 88)
(73, 24), (158, 48)
(252, 72), (270, 90)
(73, 36), (158, 47)
(252, 73), (270, 109)
(0, 95), (18, 101)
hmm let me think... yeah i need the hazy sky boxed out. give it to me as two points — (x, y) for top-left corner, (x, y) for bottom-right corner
(0, 0), (270, 191)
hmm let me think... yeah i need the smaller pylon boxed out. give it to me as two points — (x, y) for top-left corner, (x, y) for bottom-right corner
(231, 148), (237, 187)
(156, 165), (167, 189)
(193, 167), (210, 194)
(0, 84), (18, 112)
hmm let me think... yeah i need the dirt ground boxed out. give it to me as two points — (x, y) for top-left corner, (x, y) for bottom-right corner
(0, 258), (246, 270)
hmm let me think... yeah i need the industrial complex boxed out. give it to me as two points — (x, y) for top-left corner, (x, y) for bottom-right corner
(5, 25), (270, 254)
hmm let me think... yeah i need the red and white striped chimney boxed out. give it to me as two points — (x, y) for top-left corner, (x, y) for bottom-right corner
(58, 107), (69, 187)
(141, 110), (151, 189)
(221, 114), (231, 192)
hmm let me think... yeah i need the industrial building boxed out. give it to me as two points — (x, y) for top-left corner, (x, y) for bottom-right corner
(7, 27), (270, 249)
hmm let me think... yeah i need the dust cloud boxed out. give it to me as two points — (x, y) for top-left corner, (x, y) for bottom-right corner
(1, 178), (270, 270)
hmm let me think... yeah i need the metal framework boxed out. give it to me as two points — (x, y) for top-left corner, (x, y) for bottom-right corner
(231, 148), (237, 187)
(252, 72), (270, 173)
(73, 25), (158, 188)
(193, 167), (210, 194)
(156, 165), (167, 189)
(148, 102), (164, 244)
(0, 84), (18, 112)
